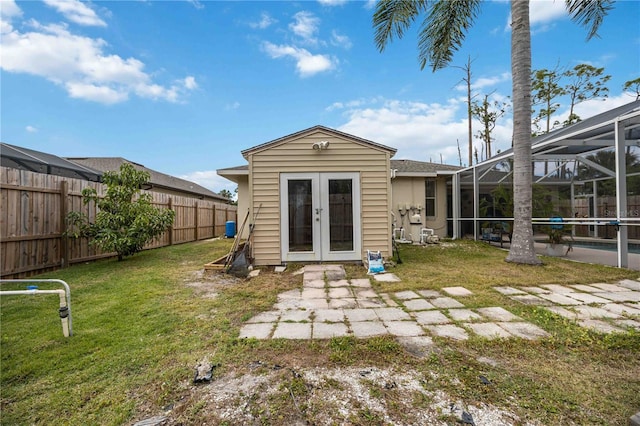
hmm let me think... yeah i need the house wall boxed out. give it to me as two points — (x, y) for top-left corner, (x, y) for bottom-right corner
(246, 130), (393, 265)
(391, 176), (449, 240)
(234, 176), (250, 238)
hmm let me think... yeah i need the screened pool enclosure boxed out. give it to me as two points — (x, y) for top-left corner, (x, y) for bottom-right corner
(449, 100), (640, 268)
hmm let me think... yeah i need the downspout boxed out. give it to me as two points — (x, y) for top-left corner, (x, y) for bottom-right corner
(614, 117), (628, 268)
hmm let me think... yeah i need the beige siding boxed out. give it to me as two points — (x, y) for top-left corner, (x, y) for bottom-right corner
(248, 130), (392, 265)
(391, 176), (449, 240)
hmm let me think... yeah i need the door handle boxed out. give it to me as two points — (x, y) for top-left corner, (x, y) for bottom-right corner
(315, 208), (323, 214)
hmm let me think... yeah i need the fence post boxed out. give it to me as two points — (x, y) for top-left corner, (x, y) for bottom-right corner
(194, 201), (199, 241)
(168, 197), (174, 246)
(212, 204), (217, 238)
(60, 180), (70, 268)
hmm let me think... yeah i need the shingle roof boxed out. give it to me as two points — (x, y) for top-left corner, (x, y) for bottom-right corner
(67, 157), (229, 202)
(1, 142), (102, 181)
(391, 159), (462, 175)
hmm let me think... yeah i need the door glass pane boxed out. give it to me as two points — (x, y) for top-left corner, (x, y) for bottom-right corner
(328, 179), (353, 251)
(288, 180), (313, 252)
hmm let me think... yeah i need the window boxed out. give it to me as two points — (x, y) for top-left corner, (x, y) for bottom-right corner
(425, 178), (436, 217)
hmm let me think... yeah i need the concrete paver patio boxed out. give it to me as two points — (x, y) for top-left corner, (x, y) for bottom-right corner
(239, 265), (640, 340)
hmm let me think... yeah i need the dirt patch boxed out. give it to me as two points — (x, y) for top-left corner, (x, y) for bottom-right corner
(151, 365), (525, 425)
(184, 269), (244, 299)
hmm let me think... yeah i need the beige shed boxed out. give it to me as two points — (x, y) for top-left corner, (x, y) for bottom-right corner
(217, 126), (397, 266)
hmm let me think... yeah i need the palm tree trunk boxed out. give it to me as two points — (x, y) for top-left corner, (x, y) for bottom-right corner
(505, 0), (541, 265)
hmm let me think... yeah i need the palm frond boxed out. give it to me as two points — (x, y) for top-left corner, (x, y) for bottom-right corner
(566, 0), (614, 40)
(419, 0), (482, 71)
(373, 0), (428, 52)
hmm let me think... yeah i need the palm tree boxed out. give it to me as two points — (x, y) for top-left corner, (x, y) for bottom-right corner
(373, 0), (612, 265)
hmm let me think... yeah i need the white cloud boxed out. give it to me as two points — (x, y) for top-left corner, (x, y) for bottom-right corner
(187, 0), (204, 10)
(529, 1), (567, 26)
(25, 125), (38, 133)
(0, 19), (196, 104)
(249, 12), (276, 29)
(180, 170), (237, 194)
(472, 72), (511, 91)
(183, 76), (197, 90)
(335, 97), (513, 166)
(1, 0), (22, 19)
(289, 11), (320, 44)
(42, 0), (106, 27)
(555, 93), (634, 124)
(262, 41), (335, 77)
(225, 101), (240, 110)
(318, 0), (349, 5)
(330, 30), (352, 49)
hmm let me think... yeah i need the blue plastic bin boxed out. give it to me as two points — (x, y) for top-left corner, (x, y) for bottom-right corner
(225, 221), (236, 238)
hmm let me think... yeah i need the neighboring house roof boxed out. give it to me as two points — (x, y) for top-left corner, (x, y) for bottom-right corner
(1, 142), (103, 181)
(391, 159), (462, 176)
(241, 125), (397, 158)
(67, 157), (229, 202)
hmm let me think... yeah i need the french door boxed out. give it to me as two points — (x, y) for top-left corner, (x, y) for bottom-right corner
(280, 172), (361, 262)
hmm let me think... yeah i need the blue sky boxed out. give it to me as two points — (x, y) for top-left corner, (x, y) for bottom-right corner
(1, 0), (639, 194)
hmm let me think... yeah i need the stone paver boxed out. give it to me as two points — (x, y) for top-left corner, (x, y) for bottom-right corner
(540, 284), (575, 294)
(402, 299), (435, 311)
(430, 297), (465, 309)
(328, 298), (357, 309)
(590, 283), (629, 292)
(379, 293), (398, 307)
(494, 286), (527, 295)
(313, 322), (349, 339)
(465, 322), (512, 339)
(394, 291), (421, 300)
(413, 310), (451, 325)
(301, 288), (326, 299)
(375, 307), (411, 321)
(577, 319), (624, 334)
(239, 323), (274, 339)
(521, 286), (551, 294)
(246, 311), (281, 323)
(357, 299), (386, 308)
(495, 283), (640, 335)
(417, 290), (442, 298)
(354, 288), (378, 299)
(565, 292), (612, 304)
(602, 303), (640, 316)
(442, 286), (473, 296)
(476, 307), (520, 321)
(344, 308), (378, 322)
(280, 309), (311, 322)
(328, 279), (350, 288)
(272, 322), (311, 339)
(538, 293), (583, 305)
(314, 308), (345, 323)
(349, 278), (372, 288)
(384, 321), (425, 337)
(447, 309), (482, 322)
(427, 324), (469, 340)
(240, 265), (640, 342)
(511, 294), (551, 306)
(328, 287), (352, 298)
(304, 279), (326, 288)
(618, 280), (640, 291)
(569, 284), (601, 293)
(574, 305), (621, 319)
(497, 322), (549, 339)
(373, 273), (401, 282)
(350, 321), (388, 337)
(598, 291), (640, 302)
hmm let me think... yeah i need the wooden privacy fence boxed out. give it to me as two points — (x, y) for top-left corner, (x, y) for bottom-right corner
(1, 167), (237, 278)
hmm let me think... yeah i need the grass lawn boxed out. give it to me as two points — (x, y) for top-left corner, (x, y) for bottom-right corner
(1, 239), (639, 425)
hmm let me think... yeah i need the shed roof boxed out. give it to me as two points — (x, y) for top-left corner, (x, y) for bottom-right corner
(0, 142), (102, 181)
(391, 159), (461, 176)
(241, 125), (397, 158)
(67, 157), (229, 202)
